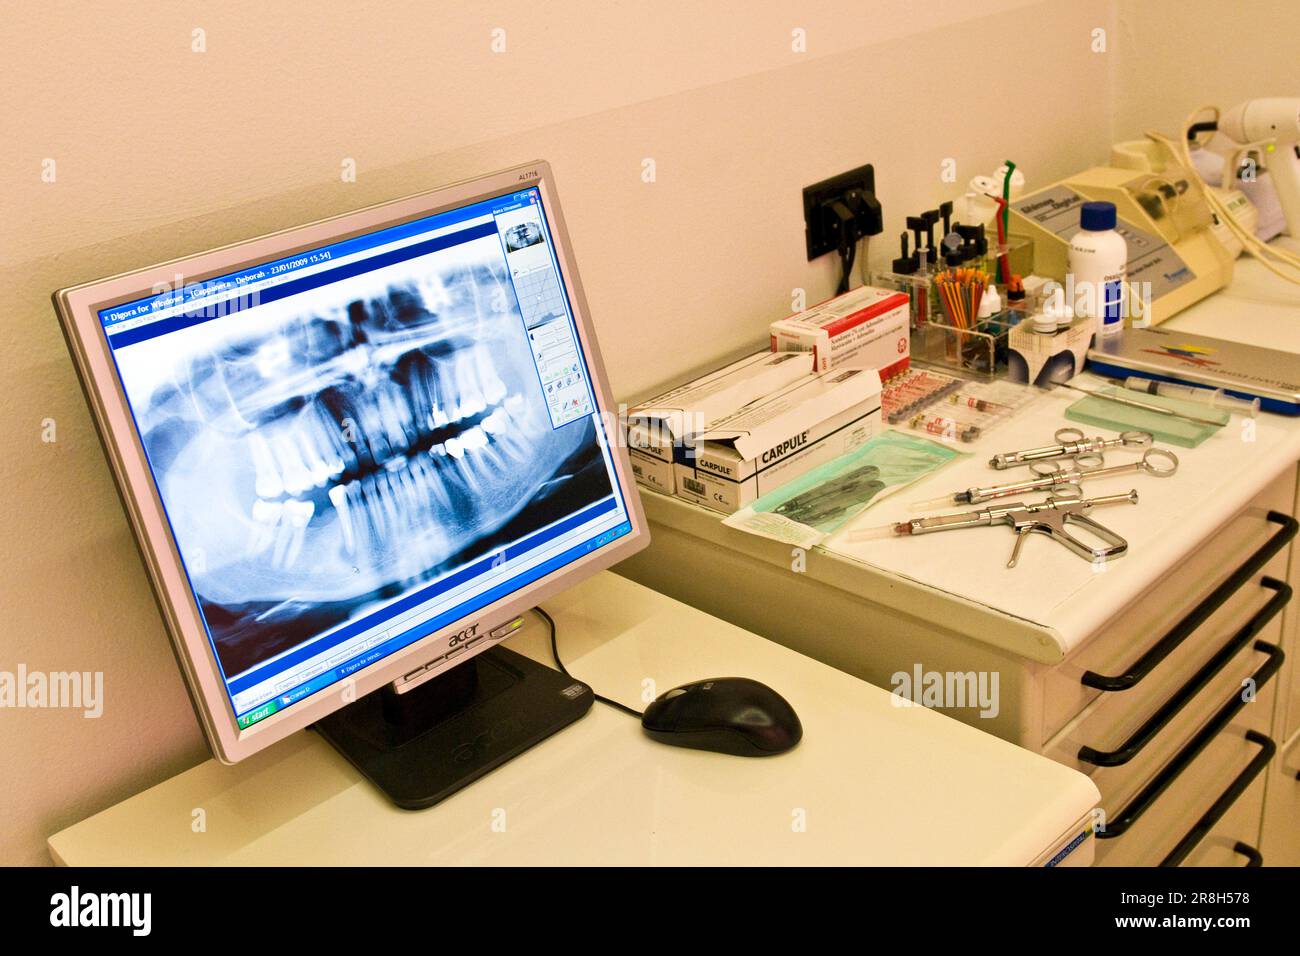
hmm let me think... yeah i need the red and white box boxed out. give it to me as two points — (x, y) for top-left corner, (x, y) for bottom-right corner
(769, 285), (910, 378)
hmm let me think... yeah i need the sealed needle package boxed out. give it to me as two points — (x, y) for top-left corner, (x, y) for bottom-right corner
(722, 430), (963, 548)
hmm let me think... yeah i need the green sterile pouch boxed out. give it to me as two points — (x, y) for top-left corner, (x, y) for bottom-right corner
(722, 430), (962, 548)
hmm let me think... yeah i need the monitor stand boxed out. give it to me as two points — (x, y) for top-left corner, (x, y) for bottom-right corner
(314, 644), (593, 810)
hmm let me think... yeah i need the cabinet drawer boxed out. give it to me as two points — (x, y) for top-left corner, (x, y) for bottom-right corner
(1093, 713), (1276, 867)
(1047, 632), (1281, 816)
(1260, 732), (1300, 865)
(1181, 775), (1267, 867)
(1079, 637), (1281, 867)
(1042, 471), (1296, 744)
(1284, 608), (1300, 742)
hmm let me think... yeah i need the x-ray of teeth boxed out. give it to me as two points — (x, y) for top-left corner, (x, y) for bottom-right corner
(503, 221), (543, 252)
(115, 239), (613, 676)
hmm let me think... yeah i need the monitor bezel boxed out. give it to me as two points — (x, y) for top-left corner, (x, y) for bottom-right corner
(52, 160), (649, 763)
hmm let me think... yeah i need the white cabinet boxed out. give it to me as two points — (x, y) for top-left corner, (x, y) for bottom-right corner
(619, 465), (1300, 865)
(1258, 479), (1300, 864)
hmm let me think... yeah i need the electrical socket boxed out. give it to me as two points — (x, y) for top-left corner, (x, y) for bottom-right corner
(802, 164), (883, 261)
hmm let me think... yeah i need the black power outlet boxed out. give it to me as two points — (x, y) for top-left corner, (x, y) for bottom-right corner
(802, 164), (883, 260)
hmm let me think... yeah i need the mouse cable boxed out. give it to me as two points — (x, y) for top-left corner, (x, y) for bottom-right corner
(534, 605), (644, 718)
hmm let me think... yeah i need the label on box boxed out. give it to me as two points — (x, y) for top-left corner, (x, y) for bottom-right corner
(692, 367), (881, 471)
(628, 448), (674, 495)
(674, 405), (881, 513)
(625, 351), (811, 462)
(1008, 320), (1093, 387)
(770, 285), (910, 377)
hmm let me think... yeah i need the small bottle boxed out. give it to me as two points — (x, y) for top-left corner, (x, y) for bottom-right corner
(1043, 286), (1074, 330)
(1031, 309), (1058, 335)
(1028, 288), (1079, 384)
(978, 283), (1001, 321)
(1069, 201), (1127, 337)
(1028, 287), (1072, 335)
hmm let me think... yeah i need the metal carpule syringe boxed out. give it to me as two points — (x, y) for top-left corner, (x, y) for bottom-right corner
(892, 491), (1136, 537)
(913, 446), (1178, 508)
(869, 490), (1142, 567)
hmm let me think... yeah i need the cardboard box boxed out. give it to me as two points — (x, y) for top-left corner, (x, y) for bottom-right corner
(673, 367), (883, 514)
(1008, 319), (1093, 386)
(625, 350), (811, 469)
(627, 444), (675, 495)
(770, 285), (910, 377)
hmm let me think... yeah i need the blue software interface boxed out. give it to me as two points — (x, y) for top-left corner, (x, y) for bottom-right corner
(99, 187), (632, 728)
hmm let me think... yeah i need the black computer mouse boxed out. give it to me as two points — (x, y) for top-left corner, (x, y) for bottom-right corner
(641, 677), (802, 756)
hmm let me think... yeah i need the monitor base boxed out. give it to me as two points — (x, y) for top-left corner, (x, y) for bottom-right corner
(314, 645), (593, 810)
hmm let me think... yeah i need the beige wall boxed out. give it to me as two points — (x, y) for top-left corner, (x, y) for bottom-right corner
(1112, 0), (1300, 142)
(0, 0), (1289, 865)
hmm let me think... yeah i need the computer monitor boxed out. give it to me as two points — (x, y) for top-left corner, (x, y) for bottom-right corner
(53, 161), (648, 807)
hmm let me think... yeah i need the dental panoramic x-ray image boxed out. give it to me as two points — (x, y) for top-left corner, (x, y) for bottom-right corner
(503, 221), (544, 252)
(114, 238), (613, 676)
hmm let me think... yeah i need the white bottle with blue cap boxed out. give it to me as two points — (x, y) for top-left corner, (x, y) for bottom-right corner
(1069, 201), (1127, 337)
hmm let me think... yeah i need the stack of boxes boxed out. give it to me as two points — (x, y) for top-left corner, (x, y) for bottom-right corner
(624, 286), (908, 514)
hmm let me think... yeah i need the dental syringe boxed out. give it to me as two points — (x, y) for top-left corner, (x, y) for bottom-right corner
(1122, 377), (1259, 418)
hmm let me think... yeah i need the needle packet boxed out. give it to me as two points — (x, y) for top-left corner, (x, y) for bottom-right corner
(721, 430), (963, 548)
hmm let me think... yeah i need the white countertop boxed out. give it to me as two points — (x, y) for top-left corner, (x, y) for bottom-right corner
(641, 248), (1300, 660)
(47, 572), (1098, 866)
(826, 376), (1300, 653)
(1167, 237), (1300, 349)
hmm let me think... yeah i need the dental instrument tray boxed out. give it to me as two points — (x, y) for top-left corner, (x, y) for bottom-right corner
(1087, 327), (1300, 416)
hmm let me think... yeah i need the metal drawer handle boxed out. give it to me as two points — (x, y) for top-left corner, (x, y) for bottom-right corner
(1161, 732), (1276, 867)
(1097, 641), (1283, 841)
(1078, 578), (1290, 767)
(1231, 842), (1263, 867)
(1082, 511), (1297, 692)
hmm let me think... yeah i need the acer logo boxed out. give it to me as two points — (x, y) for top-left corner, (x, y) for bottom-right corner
(448, 624), (479, 647)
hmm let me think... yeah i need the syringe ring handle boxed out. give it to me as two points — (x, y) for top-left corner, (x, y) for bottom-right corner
(1117, 430), (1154, 449)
